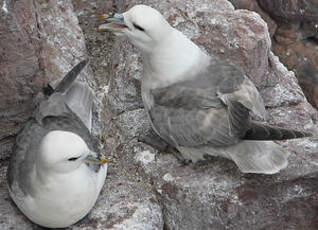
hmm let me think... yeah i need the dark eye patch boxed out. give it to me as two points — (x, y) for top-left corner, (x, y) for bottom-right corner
(133, 22), (145, 32)
(68, 157), (79, 161)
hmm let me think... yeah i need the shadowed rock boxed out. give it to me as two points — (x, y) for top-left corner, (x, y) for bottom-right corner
(101, 0), (318, 229)
(230, 0), (318, 110)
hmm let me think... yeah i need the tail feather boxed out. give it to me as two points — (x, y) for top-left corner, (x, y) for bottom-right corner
(225, 141), (290, 174)
(179, 140), (290, 174)
(244, 121), (311, 140)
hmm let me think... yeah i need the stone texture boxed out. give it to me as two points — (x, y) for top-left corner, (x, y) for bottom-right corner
(1, 0), (318, 229)
(69, 159), (163, 230)
(230, 0), (318, 110)
(268, 18), (318, 109)
(257, 0), (318, 23)
(101, 0), (318, 229)
(0, 0), (94, 159)
(0, 0), (43, 159)
(0, 0), (163, 229)
(272, 36), (318, 108)
(72, 1), (164, 229)
(228, 0), (277, 37)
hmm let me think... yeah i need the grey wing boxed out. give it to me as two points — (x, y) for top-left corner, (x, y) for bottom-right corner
(54, 82), (99, 152)
(8, 114), (99, 198)
(208, 56), (266, 119)
(64, 82), (94, 131)
(7, 120), (47, 197)
(148, 57), (265, 148)
(7, 85), (98, 197)
(38, 88), (100, 164)
(8, 61), (98, 197)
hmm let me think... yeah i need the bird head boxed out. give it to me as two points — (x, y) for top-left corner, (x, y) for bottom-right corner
(98, 5), (174, 54)
(38, 130), (107, 173)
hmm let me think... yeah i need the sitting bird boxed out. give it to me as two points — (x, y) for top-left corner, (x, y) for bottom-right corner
(98, 5), (310, 174)
(7, 60), (108, 228)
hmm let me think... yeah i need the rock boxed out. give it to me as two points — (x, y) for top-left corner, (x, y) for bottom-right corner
(0, 0), (94, 160)
(0, 0), (163, 229)
(300, 21), (318, 40)
(272, 39), (318, 109)
(234, 1), (318, 110)
(230, 0), (318, 110)
(0, 0), (96, 228)
(0, 0), (43, 159)
(69, 159), (163, 230)
(271, 22), (318, 109)
(72, 1), (164, 229)
(101, 0), (318, 229)
(228, 0), (277, 37)
(1, 0), (318, 229)
(257, 0), (318, 23)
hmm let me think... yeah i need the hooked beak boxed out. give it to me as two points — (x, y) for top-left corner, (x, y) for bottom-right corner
(85, 152), (108, 165)
(98, 13), (128, 33)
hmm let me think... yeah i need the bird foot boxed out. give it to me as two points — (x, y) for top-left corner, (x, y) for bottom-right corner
(167, 147), (193, 165)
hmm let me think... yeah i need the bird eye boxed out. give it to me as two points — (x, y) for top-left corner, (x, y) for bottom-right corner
(68, 157), (79, 161)
(133, 22), (145, 32)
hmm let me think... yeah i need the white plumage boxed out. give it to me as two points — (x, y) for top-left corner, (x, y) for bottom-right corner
(7, 61), (107, 228)
(98, 5), (309, 174)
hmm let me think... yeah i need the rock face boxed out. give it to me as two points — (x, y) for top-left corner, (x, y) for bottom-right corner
(257, 0), (318, 22)
(0, 0), (43, 159)
(228, 0), (277, 37)
(0, 0), (163, 229)
(102, 0), (318, 229)
(0, 0), (91, 159)
(0, 0), (317, 229)
(230, 0), (318, 110)
(261, 0), (318, 110)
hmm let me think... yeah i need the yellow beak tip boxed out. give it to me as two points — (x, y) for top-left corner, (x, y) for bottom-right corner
(98, 14), (109, 20)
(101, 156), (108, 165)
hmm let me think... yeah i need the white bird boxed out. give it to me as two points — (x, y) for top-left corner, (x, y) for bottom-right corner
(98, 5), (310, 174)
(7, 60), (108, 228)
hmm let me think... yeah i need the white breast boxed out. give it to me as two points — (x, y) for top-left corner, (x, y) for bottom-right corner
(142, 29), (210, 90)
(20, 164), (107, 228)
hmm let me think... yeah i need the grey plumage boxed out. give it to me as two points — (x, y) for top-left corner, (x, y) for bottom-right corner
(148, 57), (309, 149)
(65, 82), (94, 131)
(146, 57), (310, 173)
(8, 60), (99, 196)
(7, 61), (107, 228)
(98, 4), (311, 174)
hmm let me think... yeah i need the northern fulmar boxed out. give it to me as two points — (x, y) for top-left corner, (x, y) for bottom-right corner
(7, 60), (108, 228)
(98, 5), (310, 174)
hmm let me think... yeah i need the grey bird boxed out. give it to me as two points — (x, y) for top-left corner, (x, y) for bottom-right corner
(7, 60), (108, 228)
(98, 5), (310, 174)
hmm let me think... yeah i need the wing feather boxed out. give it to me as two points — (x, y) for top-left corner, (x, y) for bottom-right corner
(147, 57), (264, 148)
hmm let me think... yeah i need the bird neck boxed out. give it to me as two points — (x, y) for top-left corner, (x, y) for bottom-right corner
(142, 29), (210, 89)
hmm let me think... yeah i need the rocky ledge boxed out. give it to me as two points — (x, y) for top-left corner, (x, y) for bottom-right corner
(0, 0), (317, 229)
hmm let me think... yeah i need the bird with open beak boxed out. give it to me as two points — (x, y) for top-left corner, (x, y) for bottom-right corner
(98, 5), (310, 174)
